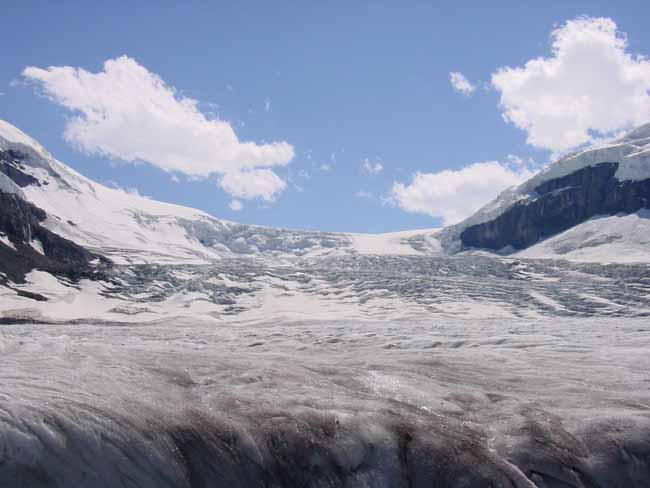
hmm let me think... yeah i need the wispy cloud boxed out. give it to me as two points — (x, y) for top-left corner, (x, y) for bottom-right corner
(228, 199), (243, 211)
(361, 158), (383, 175)
(449, 71), (476, 96)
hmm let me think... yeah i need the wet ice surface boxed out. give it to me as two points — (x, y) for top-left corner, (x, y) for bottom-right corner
(2, 317), (650, 487)
(2, 256), (650, 486)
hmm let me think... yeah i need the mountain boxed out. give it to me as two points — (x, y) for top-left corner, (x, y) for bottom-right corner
(0, 120), (440, 268)
(3, 118), (650, 275)
(452, 124), (650, 261)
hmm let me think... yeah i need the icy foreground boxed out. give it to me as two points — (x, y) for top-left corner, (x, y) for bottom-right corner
(2, 255), (650, 486)
(2, 316), (650, 487)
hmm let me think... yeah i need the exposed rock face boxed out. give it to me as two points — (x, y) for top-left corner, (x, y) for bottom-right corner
(0, 149), (41, 187)
(460, 162), (650, 251)
(0, 190), (110, 286)
(0, 146), (111, 288)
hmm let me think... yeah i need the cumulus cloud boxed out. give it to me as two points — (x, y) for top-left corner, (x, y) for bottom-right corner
(492, 17), (650, 152)
(449, 71), (476, 95)
(22, 56), (294, 200)
(361, 158), (383, 175)
(390, 161), (536, 225)
(218, 169), (286, 201)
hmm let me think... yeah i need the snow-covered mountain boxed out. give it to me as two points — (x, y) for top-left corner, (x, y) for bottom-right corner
(3, 117), (650, 279)
(0, 123), (439, 265)
(3, 118), (650, 325)
(0, 120), (441, 266)
(443, 123), (650, 262)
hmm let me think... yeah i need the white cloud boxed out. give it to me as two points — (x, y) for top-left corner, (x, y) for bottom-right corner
(228, 199), (243, 211)
(22, 56), (294, 200)
(492, 17), (650, 152)
(390, 161), (536, 225)
(218, 169), (286, 201)
(449, 71), (476, 95)
(319, 163), (332, 172)
(264, 98), (271, 112)
(361, 158), (383, 175)
(354, 190), (372, 199)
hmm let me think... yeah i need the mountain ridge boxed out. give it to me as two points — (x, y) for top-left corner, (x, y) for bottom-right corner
(3, 119), (650, 324)
(2, 119), (650, 269)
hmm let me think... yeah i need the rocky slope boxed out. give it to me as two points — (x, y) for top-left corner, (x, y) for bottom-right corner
(0, 189), (108, 282)
(460, 162), (650, 250)
(449, 123), (650, 260)
(0, 147), (111, 293)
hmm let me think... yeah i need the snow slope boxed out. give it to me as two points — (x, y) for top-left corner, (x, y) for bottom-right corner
(0, 120), (438, 263)
(438, 123), (650, 259)
(525, 123), (650, 188)
(3, 119), (650, 265)
(515, 210), (650, 263)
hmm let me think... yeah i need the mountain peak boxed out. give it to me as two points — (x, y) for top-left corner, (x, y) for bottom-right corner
(0, 120), (50, 159)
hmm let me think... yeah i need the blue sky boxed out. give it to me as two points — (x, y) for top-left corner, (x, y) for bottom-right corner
(2, 1), (650, 232)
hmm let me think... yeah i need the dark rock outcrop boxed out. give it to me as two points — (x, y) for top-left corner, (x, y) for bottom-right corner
(0, 190), (111, 287)
(0, 149), (41, 187)
(460, 162), (650, 251)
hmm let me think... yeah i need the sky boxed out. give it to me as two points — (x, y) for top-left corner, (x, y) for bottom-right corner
(2, 1), (650, 233)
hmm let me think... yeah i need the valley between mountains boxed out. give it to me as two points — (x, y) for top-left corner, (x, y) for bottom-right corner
(2, 120), (650, 486)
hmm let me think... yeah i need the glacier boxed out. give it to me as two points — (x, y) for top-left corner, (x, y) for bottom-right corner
(2, 316), (650, 486)
(2, 119), (650, 486)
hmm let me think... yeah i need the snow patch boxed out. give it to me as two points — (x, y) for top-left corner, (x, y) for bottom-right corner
(29, 238), (44, 255)
(516, 210), (650, 263)
(346, 229), (437, 256)
(0, 233), (15, 251)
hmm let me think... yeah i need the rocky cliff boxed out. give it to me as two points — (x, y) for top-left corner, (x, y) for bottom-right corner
(460, 162), (650, 251)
